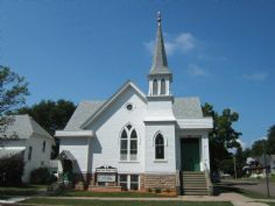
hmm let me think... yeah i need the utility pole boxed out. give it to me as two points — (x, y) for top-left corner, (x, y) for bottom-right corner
(263, 141), (270, 198)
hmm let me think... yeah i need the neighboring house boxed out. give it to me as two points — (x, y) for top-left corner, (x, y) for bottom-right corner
(0, 114), (54, 182)
(56, 13), (213, 194)
(244, 155), (275, 177)
(256, 155), (275, 175)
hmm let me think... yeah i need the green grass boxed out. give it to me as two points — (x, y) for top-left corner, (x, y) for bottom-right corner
(260, 203), (275, 206)
(53, 190), (175, 198)
(214, 183), (275, 200)
(21, 198), (233, 206)
(0, 184), (48, 196)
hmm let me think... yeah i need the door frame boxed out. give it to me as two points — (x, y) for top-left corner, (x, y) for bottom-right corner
(180, 136), (202, 171)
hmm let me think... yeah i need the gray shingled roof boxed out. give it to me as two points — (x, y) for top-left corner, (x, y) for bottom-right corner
(65, 101), (105, 130)
(172, 97), (203, 119)
(3, 115), (53, 140)
(64, 97), (203, 130)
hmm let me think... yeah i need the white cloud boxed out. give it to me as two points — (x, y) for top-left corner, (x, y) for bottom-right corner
(144, 32), (196, 56)
(187, 64), (208, 77)
(243, 72), (268, 81)
(237, 139), (246, 149)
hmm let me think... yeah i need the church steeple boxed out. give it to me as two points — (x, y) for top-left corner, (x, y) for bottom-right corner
(148, 12), (173, 97)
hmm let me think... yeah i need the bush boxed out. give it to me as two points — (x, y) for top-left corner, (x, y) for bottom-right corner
(30, 167), (56, 185)
(0, 154), (24, 186)
(154, 188), (161, 193)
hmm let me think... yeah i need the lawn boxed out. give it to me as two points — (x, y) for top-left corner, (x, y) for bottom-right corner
(262, 203), (275, 206)
(0, 184), (48, 196)
(21, 198), (233, 206)
(214, 183), (275, 200)
(53, 190), (176, 198)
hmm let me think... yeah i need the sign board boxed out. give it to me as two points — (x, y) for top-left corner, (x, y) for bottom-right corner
(97, 174), (116, 182)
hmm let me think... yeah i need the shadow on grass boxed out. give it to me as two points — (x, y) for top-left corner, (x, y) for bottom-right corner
(214, 182), (275, 200)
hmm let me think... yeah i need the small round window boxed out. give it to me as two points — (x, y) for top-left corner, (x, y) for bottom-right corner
(126, 103), (133, 111)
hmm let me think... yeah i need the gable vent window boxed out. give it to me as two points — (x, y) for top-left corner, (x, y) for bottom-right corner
(120, 124), (138, 161)
(42, 141), (46, 153)
(28, 146), (32, 161)
(126, 103), (133, 111)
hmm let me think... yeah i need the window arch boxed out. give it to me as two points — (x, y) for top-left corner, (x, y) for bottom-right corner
(155, 133), (164, 160)
(160, 79), (166, 95)
(120, 124), (138, 161)
(153, 79), (158, 95)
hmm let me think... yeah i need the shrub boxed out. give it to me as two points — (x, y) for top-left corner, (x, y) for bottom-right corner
(155, 187), (161, 193)
(30, 167), (56, 185)
(147, 188), (152, 193)
(0, 154), (24, 186)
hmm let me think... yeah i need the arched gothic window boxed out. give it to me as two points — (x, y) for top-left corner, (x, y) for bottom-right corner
(160, 79), (166, 95)
(120, 125), (138, 161)
(155, 133), (164, 159)
(153, 79), (158, 95)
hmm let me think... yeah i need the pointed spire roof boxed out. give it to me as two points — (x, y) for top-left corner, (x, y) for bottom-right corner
(149, 11), (172, 76)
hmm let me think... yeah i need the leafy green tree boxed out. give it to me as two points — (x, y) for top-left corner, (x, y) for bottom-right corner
(0, 66), (29, 141)
(251, 139), (266, 157)
(267, 125), (275, 154)
(202, 103), (242, 172)
(17, 99), (76, 158)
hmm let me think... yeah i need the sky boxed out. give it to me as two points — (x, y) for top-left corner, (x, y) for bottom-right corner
(0, 0), (274, 148)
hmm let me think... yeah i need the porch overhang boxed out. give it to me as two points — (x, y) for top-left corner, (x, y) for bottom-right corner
(177, 118), (213, 130)
(55, 130), (94, 138)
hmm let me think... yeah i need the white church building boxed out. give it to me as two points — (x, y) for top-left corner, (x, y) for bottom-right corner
(56, 13), (213, 195)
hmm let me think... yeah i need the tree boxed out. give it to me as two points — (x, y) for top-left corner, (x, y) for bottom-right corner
(267, 125), (275, 154)
(202, 103), (242, 172)
(17, 99), (76, 158)
(0, 66), (29, 141)
(251, 139), (266, 157)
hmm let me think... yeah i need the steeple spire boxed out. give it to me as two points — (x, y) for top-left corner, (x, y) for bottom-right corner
(149, 11), (171, 76)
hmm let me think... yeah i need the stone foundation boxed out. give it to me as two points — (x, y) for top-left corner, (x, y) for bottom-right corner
(88, 185), (122, 192)
(141, 174), (177, 192)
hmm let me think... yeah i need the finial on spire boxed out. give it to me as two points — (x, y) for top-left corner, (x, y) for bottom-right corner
(157, 11), (161, 25)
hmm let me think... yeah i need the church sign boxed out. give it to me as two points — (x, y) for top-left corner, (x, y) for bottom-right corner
(97, 173), (116, 182)
(95, 166), (117, 184)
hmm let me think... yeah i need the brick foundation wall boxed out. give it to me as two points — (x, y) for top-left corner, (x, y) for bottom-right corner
(141, 174), (177, 192)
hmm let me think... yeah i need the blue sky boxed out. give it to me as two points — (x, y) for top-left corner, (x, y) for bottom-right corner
(1, 0), (274, 148)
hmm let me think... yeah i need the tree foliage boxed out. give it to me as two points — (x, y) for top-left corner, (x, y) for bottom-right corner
(0, 154), (25, 186)
(267, 125), (275, 154)
(17, 99), (76, 136)
(202, 103), (242, 171)
(17, 99), (76, 158)
(251, 139), (266, 157)
(0, 66), (29, 139)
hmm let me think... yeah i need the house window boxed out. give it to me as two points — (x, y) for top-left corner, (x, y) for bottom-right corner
(28, 146), (32, 160)
(130, 130), (137, 161)
(120, 130), (128, 161)
(130, 175), (139, 190)
(42, 141), (46, 152)
(155, 134), (164, 159)
(153, 79), (158, 95)
(119, 174), (128, 190)
(160, 79), (166, 95)
(120, 125), (138, 161)
(119, 174), (139, 191)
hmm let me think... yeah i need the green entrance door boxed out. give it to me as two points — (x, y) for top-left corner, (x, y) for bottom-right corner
(181, 138), (200, 171)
